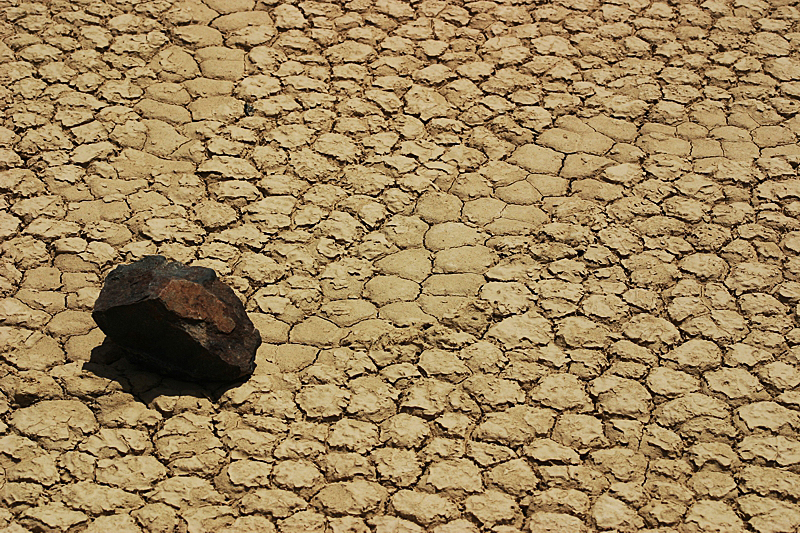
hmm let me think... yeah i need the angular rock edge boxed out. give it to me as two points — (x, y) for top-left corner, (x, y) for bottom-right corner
(92, 255), (260, 382)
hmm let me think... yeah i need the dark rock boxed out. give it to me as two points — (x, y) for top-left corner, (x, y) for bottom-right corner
(92, 255), (260, 382)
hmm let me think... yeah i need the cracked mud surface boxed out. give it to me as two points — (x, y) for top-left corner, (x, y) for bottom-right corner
(2, 0), (800, 531)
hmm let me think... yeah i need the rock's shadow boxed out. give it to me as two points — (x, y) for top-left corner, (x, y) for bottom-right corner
(85, 337), (249, 404)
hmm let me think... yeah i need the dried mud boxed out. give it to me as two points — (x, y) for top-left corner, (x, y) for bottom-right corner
(1, 0), (800, 532)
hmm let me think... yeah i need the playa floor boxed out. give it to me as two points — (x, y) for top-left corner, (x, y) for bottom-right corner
(1, 0), (800, 531)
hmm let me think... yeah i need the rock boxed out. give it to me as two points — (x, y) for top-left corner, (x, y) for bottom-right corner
(92, 255), (261, 382)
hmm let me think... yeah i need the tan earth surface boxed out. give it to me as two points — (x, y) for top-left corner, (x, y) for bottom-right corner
(1, 0), (800, 531)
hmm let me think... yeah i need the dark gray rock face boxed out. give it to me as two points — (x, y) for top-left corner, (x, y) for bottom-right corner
(92, 255), (260, 382)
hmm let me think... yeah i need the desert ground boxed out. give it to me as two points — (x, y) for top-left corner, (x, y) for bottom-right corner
(1, 0), (800, 531)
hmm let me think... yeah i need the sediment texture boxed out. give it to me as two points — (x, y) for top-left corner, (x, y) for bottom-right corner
(1, 0), (800, 531)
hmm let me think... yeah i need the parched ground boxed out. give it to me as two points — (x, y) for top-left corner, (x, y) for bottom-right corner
(1, 0), (800, 531)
